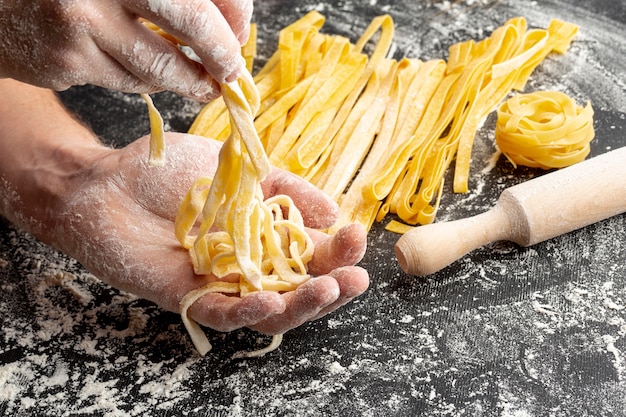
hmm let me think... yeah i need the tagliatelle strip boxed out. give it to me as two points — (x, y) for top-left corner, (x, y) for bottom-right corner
(495, 91), (595, 169)
(188, 12), (581, 234)
(140, 93), (166, 167)
(243, 23), (258, 72)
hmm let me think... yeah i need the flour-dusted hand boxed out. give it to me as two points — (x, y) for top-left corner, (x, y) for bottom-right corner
(75, 133), (369, 335)
(0, 0), (252, 100)
(0, 80), (369, 338)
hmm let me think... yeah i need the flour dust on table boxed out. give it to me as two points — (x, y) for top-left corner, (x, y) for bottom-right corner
(2, 0), (626, 415)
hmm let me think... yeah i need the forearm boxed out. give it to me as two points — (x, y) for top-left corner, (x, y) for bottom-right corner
(0, 79), (105, 241)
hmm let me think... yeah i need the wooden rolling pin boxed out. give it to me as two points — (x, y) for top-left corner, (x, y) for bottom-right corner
(395, 146), (626, 276)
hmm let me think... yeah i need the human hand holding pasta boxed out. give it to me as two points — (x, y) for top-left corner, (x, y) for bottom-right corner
(0, 80), (369, 337)
(0, 0), (252, 100)
(70, 133), (369, 336)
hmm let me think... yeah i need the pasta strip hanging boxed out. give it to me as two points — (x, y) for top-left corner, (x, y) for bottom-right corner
(141, 93), (166, 166)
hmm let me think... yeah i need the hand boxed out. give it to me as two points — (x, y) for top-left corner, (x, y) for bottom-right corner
(51, 132), (369, 335)
(0, 0), (252, 100)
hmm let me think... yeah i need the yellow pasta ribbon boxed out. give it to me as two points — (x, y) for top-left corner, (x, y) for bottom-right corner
(141, 93), (166, 167)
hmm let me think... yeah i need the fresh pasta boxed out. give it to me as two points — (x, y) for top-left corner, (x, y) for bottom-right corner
(141, 20), (316, 356)
(140, 21), (317, 358)
(495, 91), (594, 169)
(175, 69), (314, 357)
(143, 13), (585, 353)
(188, 13), (581, 234)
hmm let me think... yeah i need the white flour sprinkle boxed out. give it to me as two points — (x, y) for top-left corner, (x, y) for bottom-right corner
(3, 0), (626, 415)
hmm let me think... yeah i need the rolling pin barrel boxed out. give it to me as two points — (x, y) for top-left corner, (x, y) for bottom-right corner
(395, 146), (626, 276)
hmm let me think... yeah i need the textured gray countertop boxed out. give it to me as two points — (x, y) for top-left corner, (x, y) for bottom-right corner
(1, 0), (625, 416)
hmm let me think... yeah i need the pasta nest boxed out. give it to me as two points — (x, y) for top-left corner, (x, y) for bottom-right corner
(495, 91), (594, 169)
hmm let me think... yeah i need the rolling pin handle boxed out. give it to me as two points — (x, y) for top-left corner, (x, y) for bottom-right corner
(395, 205), (512, 276)
(395, 147), (626, 276)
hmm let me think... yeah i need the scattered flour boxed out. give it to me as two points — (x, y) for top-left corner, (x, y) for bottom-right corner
(2, 0), (626, 415)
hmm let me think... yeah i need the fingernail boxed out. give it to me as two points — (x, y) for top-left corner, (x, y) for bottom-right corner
(188, 78), (220, 102)
(221, 52), (247, 83)
(224, 64), (243, 83)
(224, 72), (238, 83)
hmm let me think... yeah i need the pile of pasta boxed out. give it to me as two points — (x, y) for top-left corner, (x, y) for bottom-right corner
(495, 91), (594, 169)
(189, 12), (580, 231)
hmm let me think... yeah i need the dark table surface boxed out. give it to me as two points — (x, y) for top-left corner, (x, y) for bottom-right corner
(1, 0), (625, 416)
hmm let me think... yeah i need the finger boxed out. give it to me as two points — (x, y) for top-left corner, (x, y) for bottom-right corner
(307, 224), (368, 276)
(249, 276), (340, 335)
(211, 0), (254, 45)
(127, 0), (244, 83)
(96, 17), (220, 100)
(26, 28), (160, 94)
(261, 169), (339, 229)
(187, 290), (286, 333)
(45, 55), (157, 94)
(310, 266), (370, 321)
(80, 48), (162, 94)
